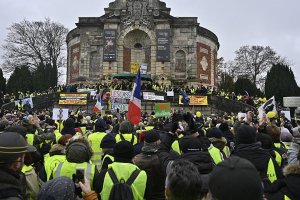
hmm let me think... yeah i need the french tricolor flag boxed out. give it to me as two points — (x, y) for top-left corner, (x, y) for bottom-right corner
(127, 69), (141, 125)
(92, 94), (103, 113)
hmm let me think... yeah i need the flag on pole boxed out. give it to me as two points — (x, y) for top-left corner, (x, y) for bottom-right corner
(127, 69), (141, 125)
(92, 94), (103, 113)
(258, 96), (277, 119)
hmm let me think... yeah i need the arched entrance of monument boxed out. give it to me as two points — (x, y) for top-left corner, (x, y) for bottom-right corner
(123, 29), (151, 73)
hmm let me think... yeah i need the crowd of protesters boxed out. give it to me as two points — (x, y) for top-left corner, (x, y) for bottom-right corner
(1, 97), (300, 200)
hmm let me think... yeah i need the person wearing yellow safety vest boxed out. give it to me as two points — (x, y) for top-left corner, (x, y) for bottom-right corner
(39, 144), (66, 182)
(115, 120), (138, 145)
(88, 119), (108, 170)
(93, 141), (147, 200)
(232, 124), (283, 189)
(206, 128), (227, 164)
(266, 150), (300, 200)
(52, 137), (98, 190)
(266, 125), (288, 168)
(99, 134), (116, 171)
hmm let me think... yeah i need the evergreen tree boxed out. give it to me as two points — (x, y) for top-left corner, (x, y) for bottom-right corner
(7, 66), (33, 95)
(265, 63), (300, 103)
(234, 77), (262, 96)
(0, 68), (6, 94)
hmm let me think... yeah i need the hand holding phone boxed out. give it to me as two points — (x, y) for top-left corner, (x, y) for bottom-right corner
(75, 168), (85, 184)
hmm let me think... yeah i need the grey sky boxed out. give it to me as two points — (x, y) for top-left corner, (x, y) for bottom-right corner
(0, 0), (299, 84)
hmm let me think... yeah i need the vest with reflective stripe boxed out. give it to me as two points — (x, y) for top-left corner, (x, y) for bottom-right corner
(99, 154), (115, 171)
(267, 158), (277, 183)
(88, 132), (107, 167)
(54, 161), (95, 188)
(26, 134), (35, 145)
(100, 162), (147, 200)
(171, 134), (184, 155)
(115, 133), (137, 145)
(208, 145), (224, 164)
(44, 155), (66, 181)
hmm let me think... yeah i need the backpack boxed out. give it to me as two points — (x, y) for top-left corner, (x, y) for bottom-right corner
(119, 133), (135, 144)
(108, 168), (140, 200)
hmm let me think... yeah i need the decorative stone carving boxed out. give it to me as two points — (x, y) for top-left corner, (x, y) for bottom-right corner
(121, 0), (154, 30)
(200, 56), (208, 71)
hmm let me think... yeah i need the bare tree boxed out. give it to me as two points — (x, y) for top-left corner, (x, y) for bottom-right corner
(1, 18), (68, 80)
(233, 45), (281, 85)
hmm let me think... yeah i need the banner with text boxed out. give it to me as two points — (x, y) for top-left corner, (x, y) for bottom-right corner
(111, 90), (132, 112)
(59, 93), (88, 105)
(178, 96), (208, 106)
(103, 30), (116, 61)
(155, 103), (171, 117)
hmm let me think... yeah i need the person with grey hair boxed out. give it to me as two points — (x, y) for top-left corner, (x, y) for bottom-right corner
(115, 120), (138, 145)
(165, 159), (202, 200)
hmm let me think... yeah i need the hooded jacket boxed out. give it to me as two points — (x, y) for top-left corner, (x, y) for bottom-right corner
(232, 142), (283, 184)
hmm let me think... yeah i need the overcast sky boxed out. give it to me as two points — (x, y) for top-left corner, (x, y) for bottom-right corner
(0, 0), (299, 84)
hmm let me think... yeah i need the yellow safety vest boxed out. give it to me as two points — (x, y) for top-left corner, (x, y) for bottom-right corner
(88, 132), (107, 168)
(99, 154), (115, 171)
(100, 162), (147, 200)
(171, 134), (184, 155)
(267, 158), (277, 183)
(44, 155), (66, 181)
(115, 133), (138, 145)
(22, 165), (34, 173)
(208, 145), (224, 164)
(274, 150), (282, 167)
(54, 130), (62, 143)
(26, 134), (35, 145)
(222, 146), (230, 158)
(53, 161), (95, 188)
(145, 126), (154, 131)
(80, 127), (87, 135)
(284, 195), (291, 200)
(274, 143), (288, 150)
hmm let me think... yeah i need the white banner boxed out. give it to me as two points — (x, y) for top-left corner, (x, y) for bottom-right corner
(112, 103), (128, 112)
(52, 108), (69, 120)
(110, 90), (131, 104)
(167, 91), (174, 97)
(155, 96), (165, 101)
(140, 64), (148, 75)
(143, 92), (156, 100)
(283, 97), (300, 107)
(258, 96), (277, 119)
(281, 111), (291, 121)
(15, 97), (34, 108)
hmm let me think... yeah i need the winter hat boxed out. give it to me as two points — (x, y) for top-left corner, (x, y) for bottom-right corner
(100, 134), (116, 149)
(119, 120), (135, 134)
(66, 140), (91, 163)
(209, 156), (263, 200)
(235, 124), (257, 144)
(179, 136), (202, 153)
(95, 119), (107, 132)
(63, 118), (75, 128)
(206, 127), (227, 143)
(37, 176), (75, 200)
(113, 141), (134, 162)
(266, 111), (277, 119)
(219, 122), (230, 132)
(144, 130), (160, 143)
(280, 127), (293, 142)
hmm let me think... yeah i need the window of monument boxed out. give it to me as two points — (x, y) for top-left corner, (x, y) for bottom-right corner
(134, 43), (143, 49)
(175, 50), (186, 72)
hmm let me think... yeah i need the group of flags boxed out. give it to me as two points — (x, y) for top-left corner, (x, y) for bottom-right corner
(93, 69), (142, 125)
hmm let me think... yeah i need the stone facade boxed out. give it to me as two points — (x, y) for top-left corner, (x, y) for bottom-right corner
(66, 0), (220, 86)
